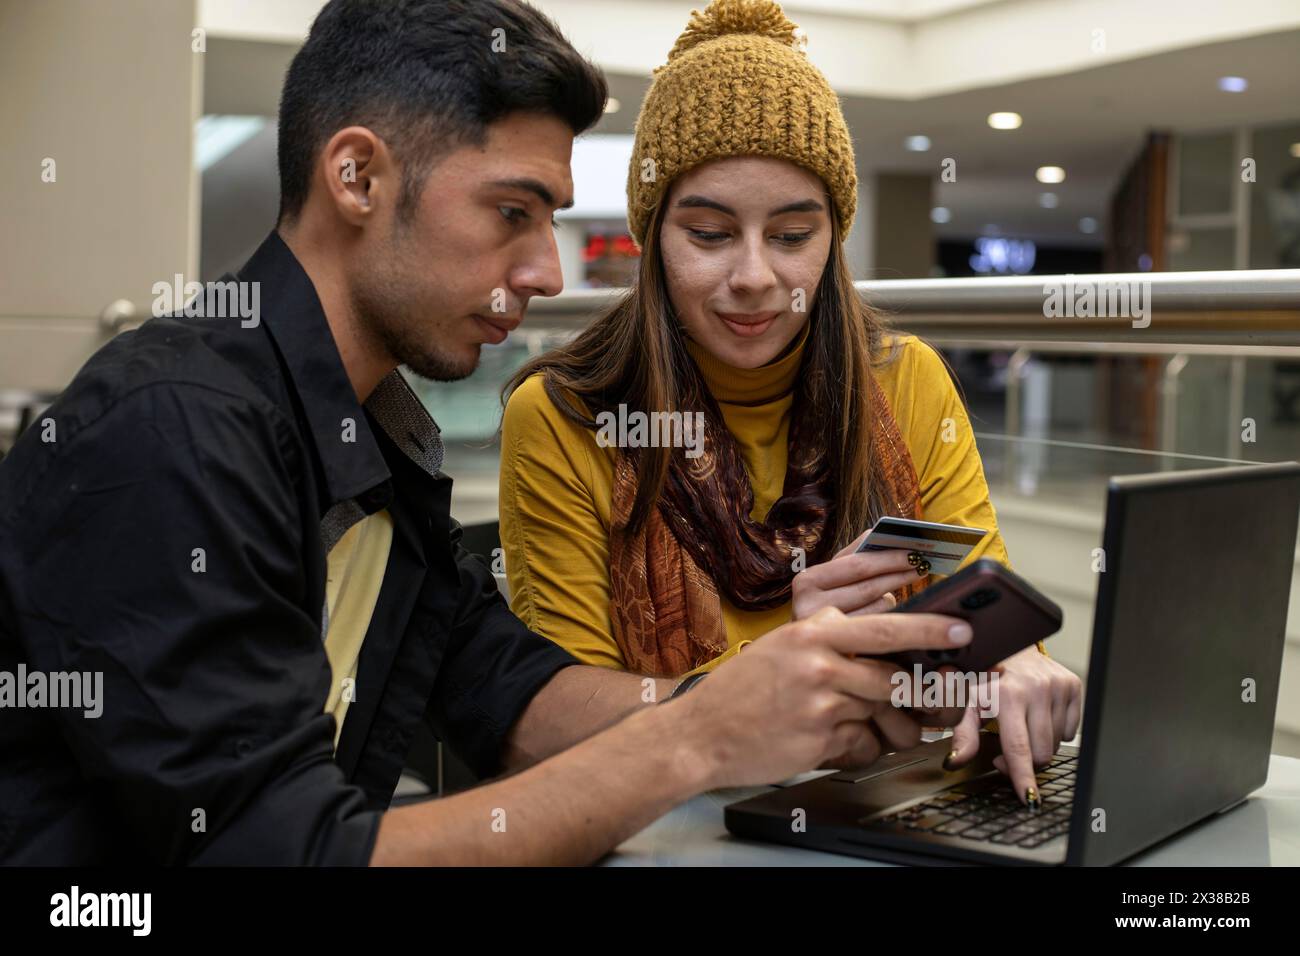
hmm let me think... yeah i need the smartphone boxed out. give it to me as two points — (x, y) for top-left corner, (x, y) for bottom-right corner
(881, 558), (1062, 673)
(856, 516), (988, 577)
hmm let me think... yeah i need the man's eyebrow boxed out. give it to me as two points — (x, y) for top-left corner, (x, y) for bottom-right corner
(488, 177), (574, 210)
(675, 195), (826, 216)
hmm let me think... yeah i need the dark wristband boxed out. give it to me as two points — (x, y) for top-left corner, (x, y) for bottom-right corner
(667, 672), (708, 701)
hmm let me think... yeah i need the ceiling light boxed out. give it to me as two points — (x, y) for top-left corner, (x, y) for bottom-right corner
(988, 112), (1022, 130)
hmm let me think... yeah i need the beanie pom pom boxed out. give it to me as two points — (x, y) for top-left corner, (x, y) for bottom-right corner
(666, 0), (799, 62)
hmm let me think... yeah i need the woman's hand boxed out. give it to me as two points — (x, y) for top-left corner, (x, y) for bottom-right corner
(943, 646), (1083, 806)
(791, 531), (930, 620)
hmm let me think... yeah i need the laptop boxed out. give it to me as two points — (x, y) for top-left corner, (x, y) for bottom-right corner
(725, 461), (1300, 866)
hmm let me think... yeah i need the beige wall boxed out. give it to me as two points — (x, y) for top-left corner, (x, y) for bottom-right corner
(0, 0), (201, 392)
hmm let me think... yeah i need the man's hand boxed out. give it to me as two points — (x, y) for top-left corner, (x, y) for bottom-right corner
(370, 605), (974, 864)
(791, 532), (929, 619)
(672, 606), (973, 789)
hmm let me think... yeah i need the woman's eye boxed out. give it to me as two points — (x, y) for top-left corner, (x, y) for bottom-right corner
(499, 205), (527, 225)
(775, 232), (812, 245)
(687, 228), (729, 242)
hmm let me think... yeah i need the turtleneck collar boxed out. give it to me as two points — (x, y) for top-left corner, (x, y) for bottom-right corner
(685, 321), (810, 405)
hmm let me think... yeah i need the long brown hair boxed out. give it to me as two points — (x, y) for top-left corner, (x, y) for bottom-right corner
(502, 198), (908, 553)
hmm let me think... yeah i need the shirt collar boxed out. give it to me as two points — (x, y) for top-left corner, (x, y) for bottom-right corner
(235, 232), (444, 513)
(685, 320), (811, 405)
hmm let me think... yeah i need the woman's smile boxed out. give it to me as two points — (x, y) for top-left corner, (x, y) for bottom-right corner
(716, 310), (780, 338)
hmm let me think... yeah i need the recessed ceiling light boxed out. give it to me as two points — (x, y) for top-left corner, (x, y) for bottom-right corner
(1036, 166), (1066, 184)
(905, 135), (931, 152)
(1217, 76), (1248, 93)
(930, 206), (951, 224)
(1038, 192), (1059, 208)
(988, 112), (1022, 130)
(603, 97), (621, 114)
(1079, 217), (1099, 234)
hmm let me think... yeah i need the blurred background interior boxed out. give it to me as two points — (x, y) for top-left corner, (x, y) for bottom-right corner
(1, 0), (1298, 759)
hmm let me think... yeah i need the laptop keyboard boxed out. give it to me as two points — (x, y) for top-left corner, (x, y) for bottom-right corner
(874, 753), (1077, 849)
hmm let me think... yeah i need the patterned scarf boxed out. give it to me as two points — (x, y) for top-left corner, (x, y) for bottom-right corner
(609, 371), (925, 677)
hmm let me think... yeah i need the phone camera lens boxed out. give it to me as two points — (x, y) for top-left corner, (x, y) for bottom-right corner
(959, 588), (1000, 611)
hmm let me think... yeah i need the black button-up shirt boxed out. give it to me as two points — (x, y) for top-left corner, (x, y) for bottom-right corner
(0, 232), (576, 865)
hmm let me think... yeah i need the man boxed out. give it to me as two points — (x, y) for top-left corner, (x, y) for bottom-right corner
(0, 0), (969, 865)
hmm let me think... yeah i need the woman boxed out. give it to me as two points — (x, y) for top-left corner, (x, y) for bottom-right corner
(500, 0), (1080, 802)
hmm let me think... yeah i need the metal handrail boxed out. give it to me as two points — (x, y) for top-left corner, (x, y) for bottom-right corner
(526, 269), (1300, 313)
(522, 269), (1300, 347)
(3, 269), (1296, 344)
(851, 270), (1300, 313)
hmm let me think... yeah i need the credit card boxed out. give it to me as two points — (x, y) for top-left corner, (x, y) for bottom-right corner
(854, 516), (988, 577)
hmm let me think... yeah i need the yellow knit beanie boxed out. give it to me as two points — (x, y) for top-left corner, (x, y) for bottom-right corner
(625, 0), (857, 247)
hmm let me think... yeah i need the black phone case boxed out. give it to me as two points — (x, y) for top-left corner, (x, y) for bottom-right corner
(884, 558), (1063, 672)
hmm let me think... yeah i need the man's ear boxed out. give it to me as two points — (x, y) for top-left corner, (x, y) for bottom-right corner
(317, 126), (394, 226)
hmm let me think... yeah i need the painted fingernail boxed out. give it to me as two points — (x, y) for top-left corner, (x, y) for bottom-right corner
(1026, 785), (1040, 811)
(942, 750), (958, 771)
(948, 623), (973, 644)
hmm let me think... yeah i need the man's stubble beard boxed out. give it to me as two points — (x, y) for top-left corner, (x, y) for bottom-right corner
(349, 228), (481, 384)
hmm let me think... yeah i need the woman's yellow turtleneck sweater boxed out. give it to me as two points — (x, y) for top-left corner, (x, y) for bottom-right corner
(498, 326), (1013, 675)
